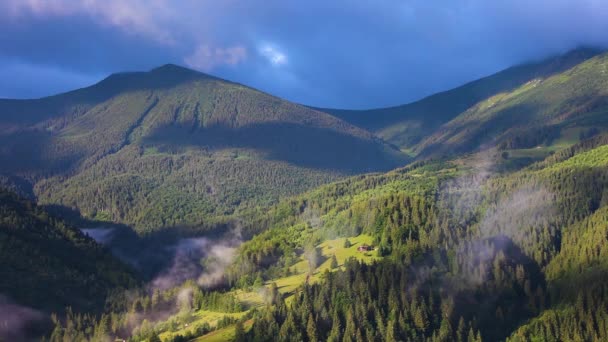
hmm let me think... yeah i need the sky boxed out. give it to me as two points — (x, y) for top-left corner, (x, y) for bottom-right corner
(1, 0), (607, 109)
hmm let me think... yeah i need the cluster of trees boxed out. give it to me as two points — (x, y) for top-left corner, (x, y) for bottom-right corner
(228, 161), (445, 284)
(6, 130), (608, 341)
(43, 135), (608, 341)
(232, 137), (608, 341)
(34, 144), (341, 233)
(243, 247), (543, 342)
(0, 188), (136, 312)
(508, 283), (608, 341)
(498, 126), (560, 150)
(507, 206), (608, 341)
(48, 281), (245, 342)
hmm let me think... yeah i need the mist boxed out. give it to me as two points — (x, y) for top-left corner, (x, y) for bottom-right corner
(0, 295), (45, 341)
(81, 227), (115, 244)
(152, 228), (242, 291)
(439, 149), (557, 285)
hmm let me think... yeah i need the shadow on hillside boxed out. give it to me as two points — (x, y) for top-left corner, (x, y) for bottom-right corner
(326, 48), (603, 130)
(418, 94), (608, 159)
(418, 102), (539, 158)
(449, 235), (547, 341)
(44, 204), (236, 281)
(547, 266), (608, 317)
(142, 122), (407, 173)
(0, 129), (80, 175)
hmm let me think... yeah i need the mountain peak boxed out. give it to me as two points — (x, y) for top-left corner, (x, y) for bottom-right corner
(150, 63), (201, 75)
(85, 64), (213, 100)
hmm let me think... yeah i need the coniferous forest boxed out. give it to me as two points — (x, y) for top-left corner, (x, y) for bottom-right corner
(2, 12), (608, 341)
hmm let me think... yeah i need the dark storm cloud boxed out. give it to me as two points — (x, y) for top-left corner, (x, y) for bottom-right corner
(1, 0), (607, 108)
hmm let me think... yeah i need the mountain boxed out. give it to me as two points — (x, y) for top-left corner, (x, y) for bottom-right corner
(416, 50), (608, 158)
(48, 132), (608, 341)
(321, 48), (603, 153)
(0, 188), (137, 313)
(0, 65), (406, 232)
(229, 133), (608, 341)
(25, 51), (608, 342)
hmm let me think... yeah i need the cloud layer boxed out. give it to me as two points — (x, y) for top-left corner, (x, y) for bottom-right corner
(1, 0), (607, 108)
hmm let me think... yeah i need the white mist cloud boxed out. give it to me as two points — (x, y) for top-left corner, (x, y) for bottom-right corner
(259, 45), (288, 66)
(197, 244), (237, 287)
(0, 295), (44, 341)
(81, 227), (115, 244)
(151, 237), (208, 291)
(439, 151), (494, 225)
(184, 45), (248, 72)
(151, 228), (242, 291)
(480, 187), (556, 239)
(440, 149), (557, 286)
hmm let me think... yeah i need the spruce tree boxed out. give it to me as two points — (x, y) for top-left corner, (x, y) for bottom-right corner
(330, 255), (339, 269)
(306, 313), (319, 342)
(234, 320), (246, 342)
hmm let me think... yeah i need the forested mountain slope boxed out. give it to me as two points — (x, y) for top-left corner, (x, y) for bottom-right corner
(4, 49), (608, 342)
(43, 135), (608, 341)
(320, 48), (601, 151)
(0, 65), (406, 232)
(0, 188), (137, 313)
(417, 50), (608, 158)
(229, 133), (608, 341)
(46, 135), (608, 341)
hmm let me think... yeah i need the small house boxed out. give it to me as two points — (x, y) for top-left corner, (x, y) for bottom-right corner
(357, 244), (373, 252)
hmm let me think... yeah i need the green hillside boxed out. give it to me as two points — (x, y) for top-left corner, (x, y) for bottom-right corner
(47, 133), (608, 341)
(417, 51), (608, 158)
(320, 48), (601, 151)
(0, 65), (406, 232)
(0, 188), (137, 312)
(5, 49), (608, 342)
(235, 134), (608, 341)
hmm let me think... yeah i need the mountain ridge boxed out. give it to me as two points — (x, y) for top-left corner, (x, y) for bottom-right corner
(4, 48), (608, 342)
(0, 63), (407, 232)
(317, 47), (605, 150)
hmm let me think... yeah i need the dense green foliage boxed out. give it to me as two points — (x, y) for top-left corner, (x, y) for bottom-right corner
(0, 188), (137, 312)
(245, 251), (541, 342)
(47, 281), (246, 342)
(226, 161), (447, 285)
(4, 49), (608, 342)
(34, 133), (608, 340)
(229, 134), (608, 341)
(506, 206), (608, 342)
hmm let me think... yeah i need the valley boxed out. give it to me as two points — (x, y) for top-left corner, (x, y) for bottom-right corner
(2, 47), (608, 341)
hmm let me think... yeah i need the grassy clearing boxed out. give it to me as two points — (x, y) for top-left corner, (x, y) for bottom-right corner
(152, 235), (380, 341)
(233, 289), (264, 310)
(502, 126), (596, 167)
(158, 311), (247, 341)
(507, 146), (554, 159)
(551, 127), (584, 148)
(193, 320), (253, 342)
(269, 234), (380, 299)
